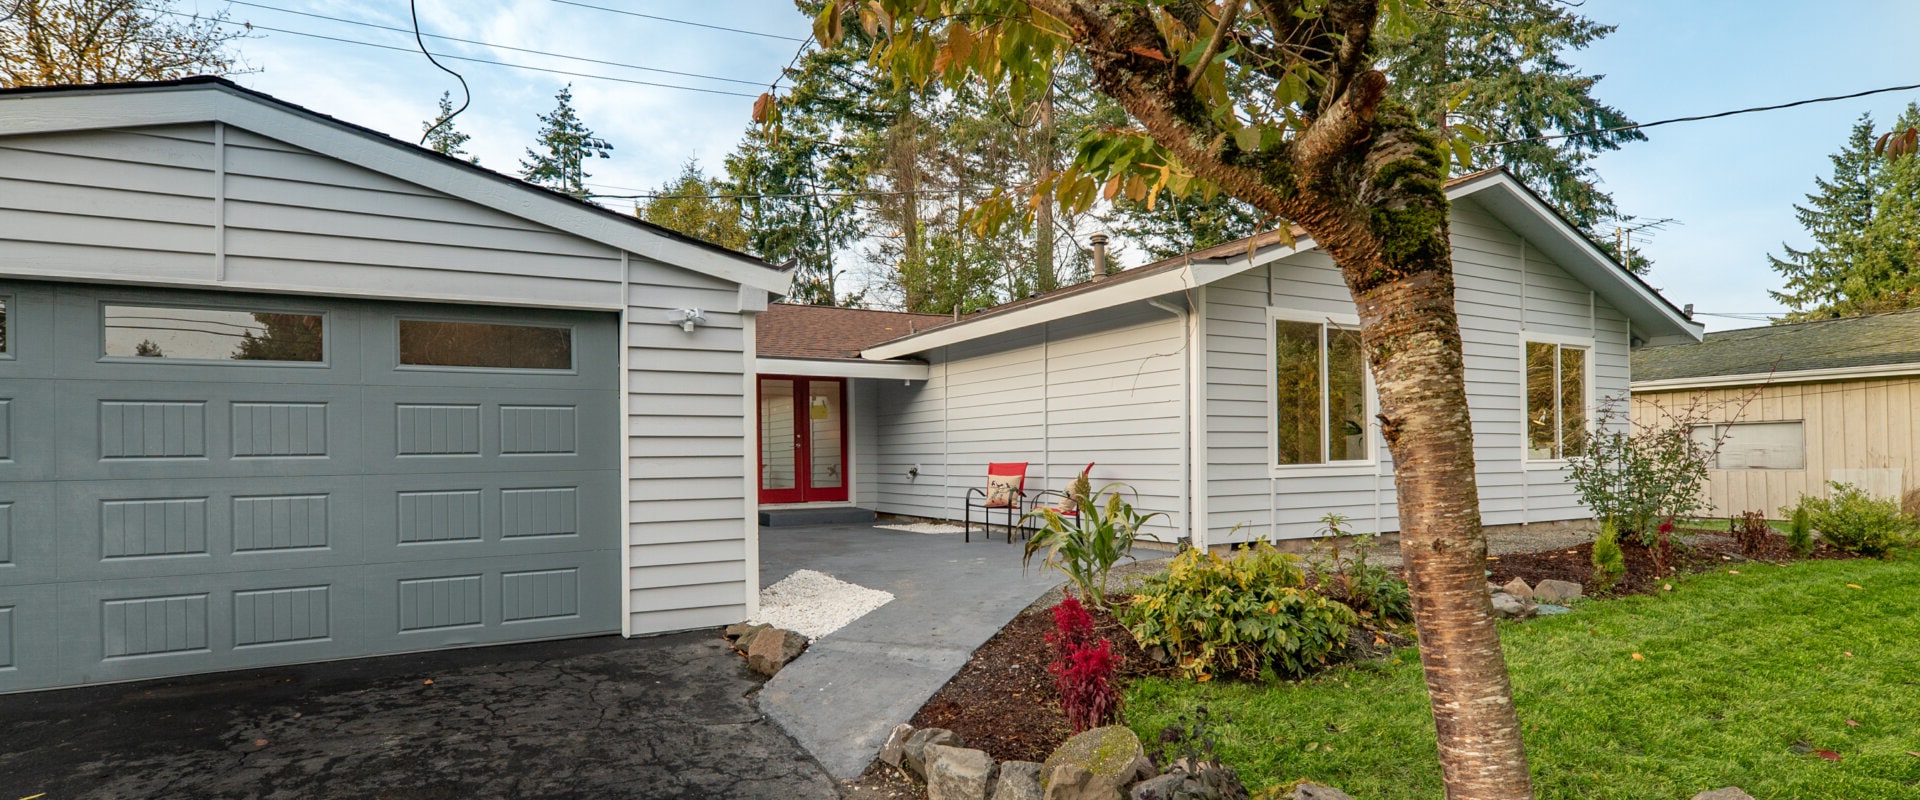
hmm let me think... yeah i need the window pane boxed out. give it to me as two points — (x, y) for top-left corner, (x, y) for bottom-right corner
(1525, 342), (1558, 459)
(1713, 421), (1806, 470)
(1327, 325), (1367, 462)
(104, 305), (323, 362)
(1275, 320), (1324, 465)
(398, 320), (572, 370)
(0, 296), (9, 354)
(1559, 347), (1586, 457)
(760, 379), (797, 490)
(808, 381), (844, 489)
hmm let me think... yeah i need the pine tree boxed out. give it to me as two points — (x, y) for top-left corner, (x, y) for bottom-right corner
(1769, 105), (1920, 320)
(637, 160), (750, 251)
(519, 84), (611, 200)
(422, 91), (477, 164)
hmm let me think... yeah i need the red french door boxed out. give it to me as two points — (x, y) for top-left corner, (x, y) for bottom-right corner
(757, 376), (849, 504)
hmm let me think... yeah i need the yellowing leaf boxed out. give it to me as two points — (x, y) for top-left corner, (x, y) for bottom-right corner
(1631, 653), (1644, 661)
(1847, 583), (1863, 590)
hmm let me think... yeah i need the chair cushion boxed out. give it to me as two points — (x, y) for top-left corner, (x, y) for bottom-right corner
(984, 473), (1022, 508)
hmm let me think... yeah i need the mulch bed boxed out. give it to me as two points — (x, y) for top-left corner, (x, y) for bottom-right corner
(1487, 530), (1857, 597)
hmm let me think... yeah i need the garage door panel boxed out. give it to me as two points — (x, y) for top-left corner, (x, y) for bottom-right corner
(55, 476), (367, 581)
(0, 379), (55, 481)
(0, 583), (59, 693)
(362, 386), (618, 472)
(54, 381), (369, 481)
(360, 471), (619, 562)
(359, 553), (619, 653)
(50, 284), (369, 385)
(0, 482), (55, 588)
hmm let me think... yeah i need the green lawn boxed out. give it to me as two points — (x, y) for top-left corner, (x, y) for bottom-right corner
(1125, 552), (1920, 799)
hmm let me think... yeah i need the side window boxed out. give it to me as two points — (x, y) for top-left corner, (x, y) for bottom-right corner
(103, 304), (324, 363)
(1524, 340), (1588, 460)
(398, 319), (573, 370)
(1691, 421), (1806, 470)
(1273, 316), (1369, 466)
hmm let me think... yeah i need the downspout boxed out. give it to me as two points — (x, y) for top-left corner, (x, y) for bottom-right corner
(1147, 296), (1194, 549)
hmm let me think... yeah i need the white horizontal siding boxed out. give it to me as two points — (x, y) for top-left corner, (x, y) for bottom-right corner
(1204, 197), (1629, 543)
(872, 301), (1188, 541)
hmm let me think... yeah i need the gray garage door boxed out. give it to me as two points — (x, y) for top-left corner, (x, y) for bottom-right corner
(0, 282), (621, 693)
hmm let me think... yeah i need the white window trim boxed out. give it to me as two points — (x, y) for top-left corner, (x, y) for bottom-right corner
(1518, 331), (1596, 470)
(1267, 308), (1378, 477)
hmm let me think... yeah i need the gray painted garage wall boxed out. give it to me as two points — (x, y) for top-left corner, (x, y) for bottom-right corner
(869, 302), (1188, 541)
(1202, 196), (1630, 543)
(0, 120), (761, 640)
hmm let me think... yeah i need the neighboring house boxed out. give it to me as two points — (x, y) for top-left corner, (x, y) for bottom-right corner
(1630, 309), (1920, 517)
(756, 169), (1704, 548)
(0, 78), (790, 693)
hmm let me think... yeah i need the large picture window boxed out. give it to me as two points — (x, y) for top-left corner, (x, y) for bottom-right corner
(1273, 317), (1368, 466)
(1525, 340), (1588, 460)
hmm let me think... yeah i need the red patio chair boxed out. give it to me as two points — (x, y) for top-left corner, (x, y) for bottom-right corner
(964, 462), (1029, 543)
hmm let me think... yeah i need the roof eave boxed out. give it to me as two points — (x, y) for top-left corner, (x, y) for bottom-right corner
(1632, 361), (1920, 391)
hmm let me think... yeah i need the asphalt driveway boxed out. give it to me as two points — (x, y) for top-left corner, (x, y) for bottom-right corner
(0, 632), (838, 800)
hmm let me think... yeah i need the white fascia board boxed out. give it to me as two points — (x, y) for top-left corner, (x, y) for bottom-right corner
(758, 357), (930, 380)
(1632, 362), (1920, 392)
(862, 267), (1198, 359)
(1447, 172), (1704, 344)
(0, 86), (794, 295)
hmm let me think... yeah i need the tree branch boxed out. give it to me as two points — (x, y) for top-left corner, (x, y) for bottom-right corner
(1182, 0), (1242, 92)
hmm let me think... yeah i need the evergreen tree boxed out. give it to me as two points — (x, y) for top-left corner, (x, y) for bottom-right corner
(637, 160), (750, 252)
(519, 84), (612, 200)
(1769, 105), (1920, 320)
(422, 91), (477, 164)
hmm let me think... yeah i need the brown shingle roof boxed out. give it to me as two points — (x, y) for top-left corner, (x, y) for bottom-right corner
(1632, 308), (1920, 383)
(757, 304), (954, 361)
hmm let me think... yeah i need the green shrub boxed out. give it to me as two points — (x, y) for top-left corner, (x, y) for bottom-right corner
(1784, 482), (1916, 558)
(1591, 518), (1626, 592)
(1307, 513), (1412, 623)
(1788, 505), (1815, 557)
(1023, 477), (1164, 607)
(1122, 543), (1358, 681)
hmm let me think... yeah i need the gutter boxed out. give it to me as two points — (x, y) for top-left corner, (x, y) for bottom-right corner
(1631, 362), (1920, 392)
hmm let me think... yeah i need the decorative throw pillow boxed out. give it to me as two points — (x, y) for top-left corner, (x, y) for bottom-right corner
(985, 473), (1022, 508)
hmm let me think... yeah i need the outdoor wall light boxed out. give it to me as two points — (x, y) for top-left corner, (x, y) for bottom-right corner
(673, 308), (707, 332)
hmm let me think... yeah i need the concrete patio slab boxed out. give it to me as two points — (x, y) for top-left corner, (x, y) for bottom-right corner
(755, 523), (1164, 779)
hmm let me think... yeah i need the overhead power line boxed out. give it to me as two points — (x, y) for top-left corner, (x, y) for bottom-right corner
(409, 0), (470, 146)
(1481, 80), (1920, 148)
(225, 0), (765, 86)
(154, 10), (763, 98)
(545, 0), (807, 43)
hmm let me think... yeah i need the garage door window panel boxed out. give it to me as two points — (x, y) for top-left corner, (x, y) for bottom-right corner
(0, 294), (12, 358)
(103, 304), (325, 364)
(398, 320), (573, 372)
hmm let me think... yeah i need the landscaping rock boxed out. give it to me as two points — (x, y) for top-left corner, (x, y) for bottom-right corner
(1041, 726), (1151, 800)
(727, 622), (772, 653)
(1290, 783), (1355, 800)
(1502, 578), (1533, 598)
(1129, 774), (1186, 800)
(1533, 579), (1584, 603)
(904, 728), (965, 778)
(1490, 591), (1537, 620)
(1691, 789), (1754, 800)
(1127, 764), (1248, 800)
(926, 744), (996, 800)
(745, 627), (807, 675)
(993, 761), (1044, 800)
(878, 723), (916, 768)
(1536, 603), (1572, 616)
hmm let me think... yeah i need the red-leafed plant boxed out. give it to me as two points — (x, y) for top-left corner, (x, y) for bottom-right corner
(1047, 595), (1121, 733)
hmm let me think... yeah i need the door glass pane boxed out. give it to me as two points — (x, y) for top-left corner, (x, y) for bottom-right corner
(0, 295), (9, 354)
(1559, 347), (1586, 457)
(760, 379), (797, 491)
(104, 304), (323, 362)
(808, 381), (844, 489)
(1525, 342), (1558, 459)
(1327, 325), (1367, 462)
(398, 320), (571, 370)
(1274, 320), (1323, 465)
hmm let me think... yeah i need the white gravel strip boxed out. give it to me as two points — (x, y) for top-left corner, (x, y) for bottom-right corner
(750, 569), (895, 639)
(874, 522), (968, 535)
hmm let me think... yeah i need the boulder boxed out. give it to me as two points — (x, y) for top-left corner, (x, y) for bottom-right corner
(878, 723), (916, 769)
(1501, 578), (1533, 598)
(1290, 783), (1355, 800)
(746, 628), (807, 675)
(1041, 726), (1151, 800)
(1129, 774), (1186, 800)
(1490, 592), (1538, 620)
(993, 761), (1044, 800)
(1127, 765), (1248, 800)
(1536, 603), (1572, 616)
(1533, 579), (1584, 603)
(1691, 789), (1755, 800)
(904, 728), (965, 778)
(927, 744), (996, 800)
(727, 622), (772, 653)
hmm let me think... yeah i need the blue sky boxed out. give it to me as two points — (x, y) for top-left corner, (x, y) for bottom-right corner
(205, 1), (1920, 329)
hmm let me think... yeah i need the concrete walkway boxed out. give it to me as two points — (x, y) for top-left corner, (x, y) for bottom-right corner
(755, 523), (1062, 780)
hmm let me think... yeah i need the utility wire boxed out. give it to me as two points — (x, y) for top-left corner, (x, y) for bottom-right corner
(225, 0), (765, 86)
(545, 0), (807, 43)
(1480, 80), (1920, 148)
(410, 0), (470, 146)
(155, 10), (763, 98)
